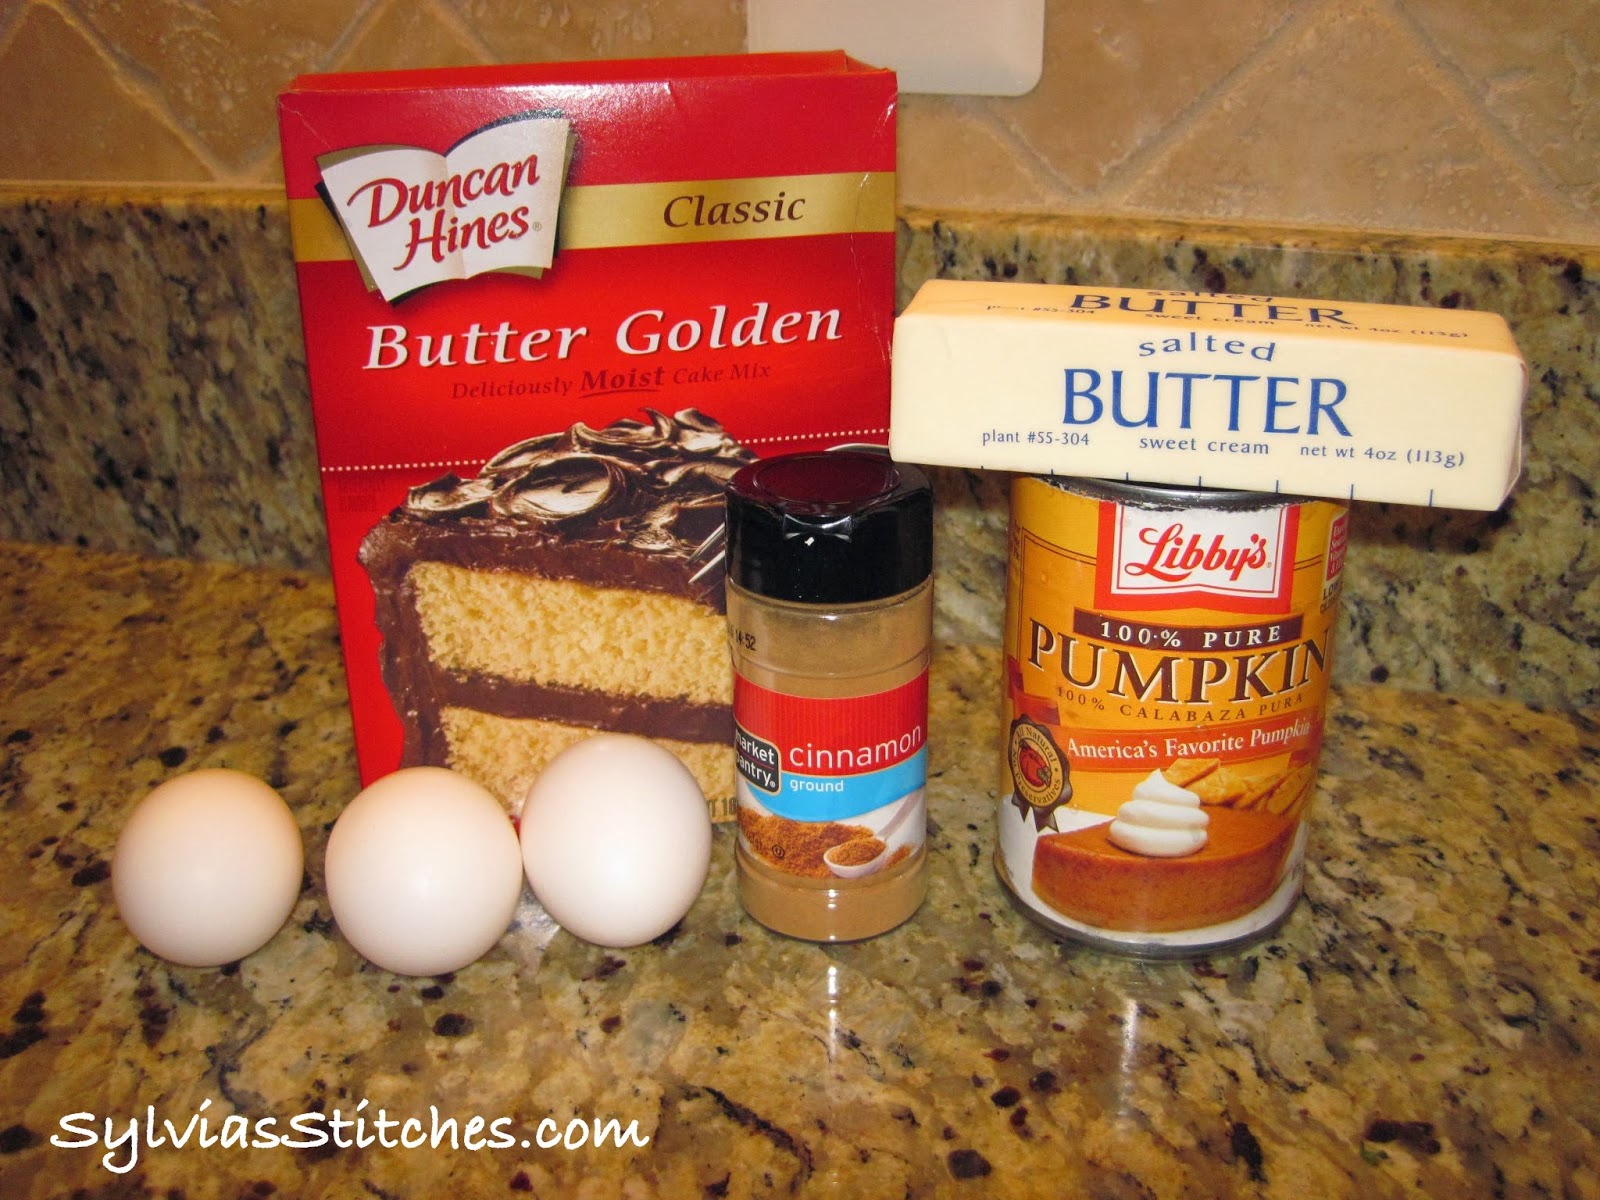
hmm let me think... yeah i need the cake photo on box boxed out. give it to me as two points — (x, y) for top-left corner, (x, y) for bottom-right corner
(358, 408), (752, 819)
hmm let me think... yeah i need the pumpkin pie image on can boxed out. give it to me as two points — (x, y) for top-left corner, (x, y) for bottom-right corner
(995, 476), (1348, 957)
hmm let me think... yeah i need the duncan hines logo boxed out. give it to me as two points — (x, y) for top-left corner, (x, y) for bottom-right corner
(1101, 502), (1297, 608)
(317, 112), (572, 302)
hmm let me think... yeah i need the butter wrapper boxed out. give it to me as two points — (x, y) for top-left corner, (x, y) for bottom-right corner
(889, 280), (1526, 509)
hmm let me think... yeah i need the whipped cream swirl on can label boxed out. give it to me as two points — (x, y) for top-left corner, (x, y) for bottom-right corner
(1107, 770), (1207, 857)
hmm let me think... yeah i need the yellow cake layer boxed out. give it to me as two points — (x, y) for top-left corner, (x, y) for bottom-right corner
(410, 562), (730, 705)
(443, 707), (736, 820)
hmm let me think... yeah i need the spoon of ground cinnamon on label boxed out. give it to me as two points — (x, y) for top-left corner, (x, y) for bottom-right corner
(823, 791), (922, 878)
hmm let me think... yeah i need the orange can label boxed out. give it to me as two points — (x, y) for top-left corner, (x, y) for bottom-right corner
(996, 476), (1348, 954)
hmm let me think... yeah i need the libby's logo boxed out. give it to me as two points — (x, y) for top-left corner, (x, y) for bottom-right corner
(1096, 502), (1298, 613)
(1126, 523), (1270, 584)
(317, 112), (572, 302)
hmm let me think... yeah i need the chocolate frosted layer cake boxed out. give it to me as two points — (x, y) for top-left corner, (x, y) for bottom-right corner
(359, 409), (753, 818)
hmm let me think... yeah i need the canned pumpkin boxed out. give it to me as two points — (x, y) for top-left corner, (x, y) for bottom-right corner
(996, 476), (1349, 956)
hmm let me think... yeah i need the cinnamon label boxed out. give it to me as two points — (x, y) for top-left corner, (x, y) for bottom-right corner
(734, 672), (928, 880)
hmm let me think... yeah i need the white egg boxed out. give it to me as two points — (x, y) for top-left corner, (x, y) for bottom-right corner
(325, 767), (523, 976)
(113, 769), (304, 967)
(520, 734), (711, 948)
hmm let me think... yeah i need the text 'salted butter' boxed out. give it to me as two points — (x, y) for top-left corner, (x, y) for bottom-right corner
(888, 280), (1527, 510)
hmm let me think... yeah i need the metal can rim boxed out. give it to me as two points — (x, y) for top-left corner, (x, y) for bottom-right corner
(1030, 474), (1330, 513)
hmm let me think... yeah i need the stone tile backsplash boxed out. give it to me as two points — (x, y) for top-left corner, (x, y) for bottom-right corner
(0, 0), (1594, 243)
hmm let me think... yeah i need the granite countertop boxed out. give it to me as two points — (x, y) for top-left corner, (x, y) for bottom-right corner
(1, 539), (1597, 1199)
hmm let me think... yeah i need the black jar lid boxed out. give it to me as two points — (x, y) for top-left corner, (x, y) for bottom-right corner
(724, 451), (933, 605)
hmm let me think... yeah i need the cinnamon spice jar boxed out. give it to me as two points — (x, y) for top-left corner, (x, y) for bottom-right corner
(724, 451), (934, 941)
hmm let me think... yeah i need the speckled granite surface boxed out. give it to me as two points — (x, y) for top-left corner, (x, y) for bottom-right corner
(2, 540), (1597, 1198)
(1, 191), (1596, 710)
(0, 194), (324, 568)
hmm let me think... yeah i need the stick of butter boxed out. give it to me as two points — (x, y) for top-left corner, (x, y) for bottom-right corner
(888, 280), (1526, 509)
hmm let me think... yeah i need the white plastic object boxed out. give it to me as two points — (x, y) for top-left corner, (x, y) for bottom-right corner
(747, 0), (1045, 97)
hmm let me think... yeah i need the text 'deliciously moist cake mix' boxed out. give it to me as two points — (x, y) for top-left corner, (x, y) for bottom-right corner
(277, 54), (897, 819)
(995, 476), (1348, 956)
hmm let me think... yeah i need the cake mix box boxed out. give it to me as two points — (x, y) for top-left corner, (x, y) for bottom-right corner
(278, 53), (898, 819)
